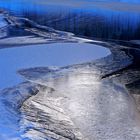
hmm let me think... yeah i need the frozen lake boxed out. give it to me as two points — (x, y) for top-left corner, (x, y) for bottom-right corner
(0, 43), (110, 89)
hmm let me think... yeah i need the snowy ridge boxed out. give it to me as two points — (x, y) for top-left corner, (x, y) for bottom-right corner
(0, 12), (95, 48)
(0, 82), (45, 140)
(20, 87), (85, 140)
(0, 13), (87, 48)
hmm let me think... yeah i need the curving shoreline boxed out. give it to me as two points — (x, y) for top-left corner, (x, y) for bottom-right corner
(0, 10), (140, 140)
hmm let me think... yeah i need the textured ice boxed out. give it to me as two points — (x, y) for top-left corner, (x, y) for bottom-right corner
(18, 49), (140, 140)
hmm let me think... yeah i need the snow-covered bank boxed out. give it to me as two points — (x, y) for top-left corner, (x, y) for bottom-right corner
(0, 13), (95, 48)
(0, 82), (45, 140)
(17, 49), (140, 140)
(20, 86), (85, 140)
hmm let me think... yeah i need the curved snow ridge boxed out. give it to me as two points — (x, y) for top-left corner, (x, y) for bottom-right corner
(0, 82), (45, 140)
(20, 87), (85, 140)
(5, 15), (74, 36)
(0, 13), (95, 48)
(4, 15), (77, 42)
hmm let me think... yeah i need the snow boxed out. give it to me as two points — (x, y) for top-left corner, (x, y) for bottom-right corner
(18, 49), (140, 140)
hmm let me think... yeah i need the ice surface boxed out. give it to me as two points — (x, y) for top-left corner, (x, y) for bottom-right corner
(18, 50), (140, 140)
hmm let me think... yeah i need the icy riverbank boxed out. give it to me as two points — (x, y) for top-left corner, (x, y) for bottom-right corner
(1, 10), (140, 140)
